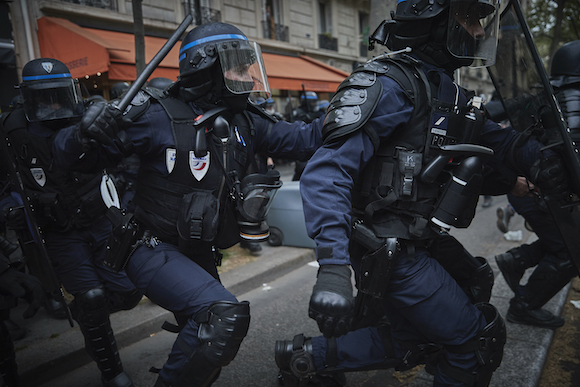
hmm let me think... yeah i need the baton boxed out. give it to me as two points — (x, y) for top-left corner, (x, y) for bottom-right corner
(117, 14), (193, 112)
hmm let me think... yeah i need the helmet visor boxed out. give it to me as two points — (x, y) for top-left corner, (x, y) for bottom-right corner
(218, 41), (270, 95)
(20, 78), (84, 122)
(447, 0), (500, 67)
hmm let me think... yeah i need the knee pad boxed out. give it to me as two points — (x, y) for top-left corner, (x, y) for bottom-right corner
(173, 301), (250, 387)
(440, 302), (506, 387)
(107, 289), (143, 313)
(72, 287), (109, 327)
(195, 300), (251, 366)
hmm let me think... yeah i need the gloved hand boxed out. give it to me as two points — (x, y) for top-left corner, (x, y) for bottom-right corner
(75, 101), (132, 150)
(530, 155), (570, 200)
(0, 268), (44, 318)
(308, 264), (354, 338)
(2, 207), (26, 230)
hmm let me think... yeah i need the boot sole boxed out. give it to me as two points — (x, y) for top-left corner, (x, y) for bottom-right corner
(506, 312), (565, 328)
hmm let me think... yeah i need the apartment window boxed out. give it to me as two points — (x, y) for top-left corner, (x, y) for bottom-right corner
(184, 0), (221, 25)
(262, 0), (288, 41)
(318, 1), (332, 35)
(359, 11), (370, 57)
(58, 0), (117, 10)
(318, 1), (336, 51)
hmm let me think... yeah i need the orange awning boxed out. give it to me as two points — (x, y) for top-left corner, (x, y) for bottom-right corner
(37, 16), (179, 81)
(262, 53), (349, 93)
(37, 16), (349, 91)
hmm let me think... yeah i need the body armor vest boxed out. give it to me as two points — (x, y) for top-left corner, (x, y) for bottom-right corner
(132, 93), (254, 248)
(1, 109), (105, 231)
(324, 55), (487, 241)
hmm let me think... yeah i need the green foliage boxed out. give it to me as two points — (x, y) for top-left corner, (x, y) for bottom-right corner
(525, 0), (580, 59)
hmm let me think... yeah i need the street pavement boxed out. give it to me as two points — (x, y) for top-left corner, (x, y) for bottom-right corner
(8, 164), (571, 386)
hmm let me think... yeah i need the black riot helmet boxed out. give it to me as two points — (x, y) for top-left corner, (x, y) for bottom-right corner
(386, 0), (499, 70)
(551, 41), (580, 77)
(178, 22), (270, 95)
(550, 40), (580, 89)
(19, 58), (84, 122)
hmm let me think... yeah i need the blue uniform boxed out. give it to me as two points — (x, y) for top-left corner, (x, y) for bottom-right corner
(53, 98), (323, 382)
(0, 115), (136, 297)
(300, 64), (544, 385)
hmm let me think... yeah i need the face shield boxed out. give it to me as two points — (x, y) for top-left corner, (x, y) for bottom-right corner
(447, 0), (500, 68)
(20, 78), (84, 122)
(218, 40), (271, 96)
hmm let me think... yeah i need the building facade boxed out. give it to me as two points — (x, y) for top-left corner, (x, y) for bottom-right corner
(6, 0), (375, 114)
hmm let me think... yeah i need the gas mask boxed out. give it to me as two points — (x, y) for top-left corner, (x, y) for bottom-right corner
(236, 169), (282, 241)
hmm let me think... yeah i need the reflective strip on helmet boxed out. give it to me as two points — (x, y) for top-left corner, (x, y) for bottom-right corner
(179, 33), (248, 60)
(22, 73), (71, 81)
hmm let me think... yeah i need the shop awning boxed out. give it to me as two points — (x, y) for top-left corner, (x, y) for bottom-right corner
(262, 53), (349, 93)
(37, 16), (349, 91)
(37, 16), (180, 81)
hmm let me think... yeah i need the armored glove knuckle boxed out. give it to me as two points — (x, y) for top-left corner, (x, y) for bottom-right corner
(77, 102), (131, 147)
(309, 264), (354, 338)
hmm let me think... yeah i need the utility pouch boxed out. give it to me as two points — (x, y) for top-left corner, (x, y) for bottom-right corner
(351, 222), (399, 298)
(103, 206), (140, 272)
(177, 189), (220, 242)
(397, 150), (422, 197)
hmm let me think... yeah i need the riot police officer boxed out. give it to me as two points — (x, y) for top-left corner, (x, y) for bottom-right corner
(52, 22), (323, 386)
(0, 58), (142, 387)
(274, 1), (570, 386)
(494, 40), (580, 328)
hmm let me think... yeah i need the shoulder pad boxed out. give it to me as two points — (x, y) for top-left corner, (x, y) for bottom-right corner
(322, 70), (383, 145)
(1, 108), (27, 134)
(113, 90), (151, 121)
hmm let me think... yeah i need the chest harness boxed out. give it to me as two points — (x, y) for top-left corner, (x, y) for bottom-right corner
(324, 55), (491, 242)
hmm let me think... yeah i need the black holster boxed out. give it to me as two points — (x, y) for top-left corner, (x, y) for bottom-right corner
(103, 207), (140, 272)
(351, 222), (399, 328)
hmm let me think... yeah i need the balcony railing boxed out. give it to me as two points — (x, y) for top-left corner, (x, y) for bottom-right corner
(185, 6), (221, 25)
(261, 21), (289, 42)
(57, 0), (118, 11)
(318, 34), (338, 51)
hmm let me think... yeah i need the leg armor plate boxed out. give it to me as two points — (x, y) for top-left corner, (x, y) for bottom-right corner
(71, 287), (133, 387)
(438, 302), (506, 387)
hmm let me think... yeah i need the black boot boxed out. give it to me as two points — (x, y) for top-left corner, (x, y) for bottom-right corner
(275, 334), (346, 387)
(495, 243), (543, 293)
(506, 297), (564, 328)
(239, 240), (262, 255)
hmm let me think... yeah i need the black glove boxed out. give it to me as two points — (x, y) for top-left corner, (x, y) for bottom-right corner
(309, 264), (354, 338)
(75, 101), (132, 150)
(530, 155), (570, 199)
(3, 207), (26, 230)
(0, 268), (45, 318)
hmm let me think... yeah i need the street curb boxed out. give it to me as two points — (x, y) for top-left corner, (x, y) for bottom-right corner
(16, 244), (314, 387)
